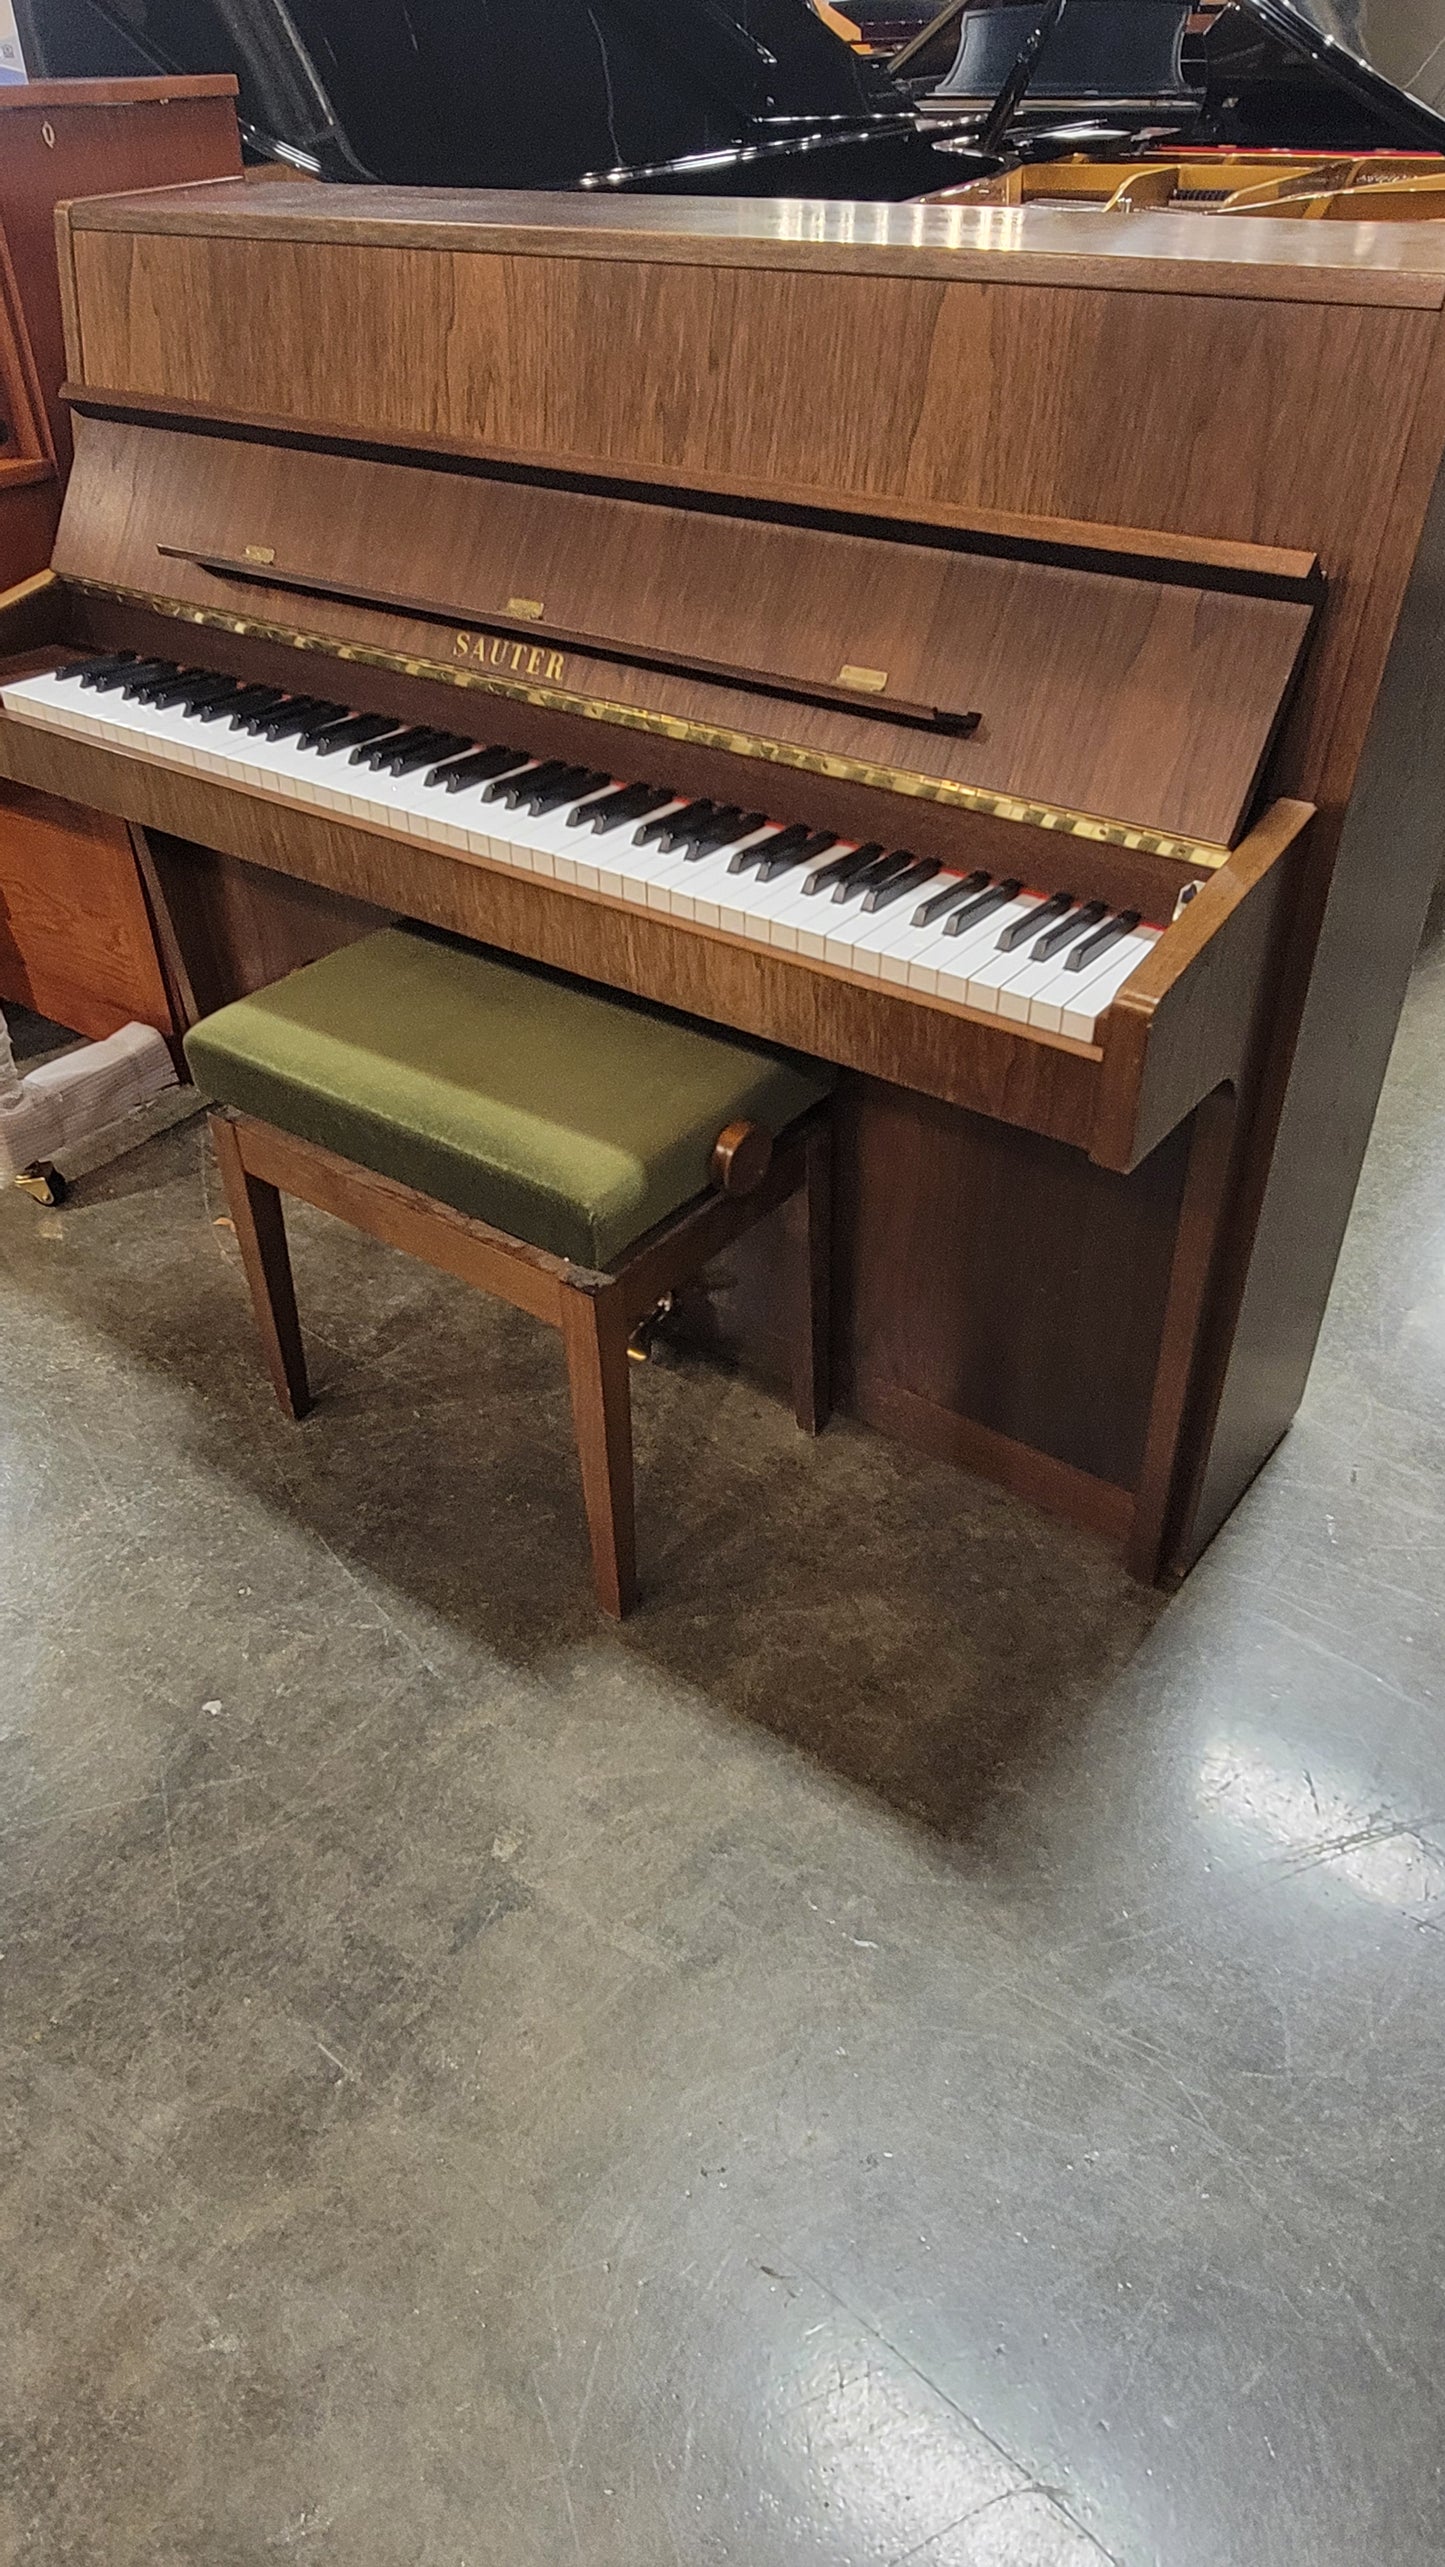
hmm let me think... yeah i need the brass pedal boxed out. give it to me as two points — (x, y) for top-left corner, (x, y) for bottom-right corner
(627, 1291), (677, 1364)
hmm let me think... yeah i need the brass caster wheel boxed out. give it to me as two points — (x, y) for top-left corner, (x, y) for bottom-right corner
(15, 1161), (67, 1208)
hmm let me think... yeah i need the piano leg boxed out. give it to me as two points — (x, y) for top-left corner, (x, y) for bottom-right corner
(210, 1111), (313, 1423)
(783, 1111), (833, 1438)
(560, 1282), (639, 1620)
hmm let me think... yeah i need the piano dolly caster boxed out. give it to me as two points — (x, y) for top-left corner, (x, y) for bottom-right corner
(14, 1161), (67, 1208)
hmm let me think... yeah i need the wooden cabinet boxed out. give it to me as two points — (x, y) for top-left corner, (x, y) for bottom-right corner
(0, 75), (241, 1039)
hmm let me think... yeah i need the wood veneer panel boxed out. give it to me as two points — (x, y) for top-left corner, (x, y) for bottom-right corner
(839, 1078), (1193, 1496)
(0, 92), (240, 471)
(57, 415), (1309, 849)
(0, 777), (173, 1036)
(0, 78), (239, 110)
(1177, 355), (1445, 1568)
(138, 834), (383, 1028)
(59, 387), (1322, 588)
(63, 235), (1423, 834)
(66, 182), (1445, 303)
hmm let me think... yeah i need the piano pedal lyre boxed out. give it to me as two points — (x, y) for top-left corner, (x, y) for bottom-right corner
(628, 1290), (678, 1364)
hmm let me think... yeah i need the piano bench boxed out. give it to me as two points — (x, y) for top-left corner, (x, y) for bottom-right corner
(184, 926), (836, 1617)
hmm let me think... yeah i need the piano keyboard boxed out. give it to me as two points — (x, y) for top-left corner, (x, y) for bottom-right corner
(2, 656), (1163, 1041)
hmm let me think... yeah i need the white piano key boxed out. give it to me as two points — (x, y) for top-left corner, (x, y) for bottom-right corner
(563, 806), (692, 895)
(0, 662), (1182, 1056)
(1056, 929), (1162, 1041)
(758, 848), (864, 948)
(925, 893), (1045, 1004)
(1025, 922), (1161, 1035)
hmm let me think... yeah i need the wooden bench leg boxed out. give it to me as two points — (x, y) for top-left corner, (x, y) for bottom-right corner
(784, 1113), (832, 1435)
(210, 1113), (312, 1422)
(560, 1281), (638, 1618)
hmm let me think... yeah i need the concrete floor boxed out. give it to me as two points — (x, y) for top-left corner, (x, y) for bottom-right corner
(4, 914), (1445, 2567)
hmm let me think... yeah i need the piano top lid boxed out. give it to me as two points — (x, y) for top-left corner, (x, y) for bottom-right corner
(63, 176), (1445, 304)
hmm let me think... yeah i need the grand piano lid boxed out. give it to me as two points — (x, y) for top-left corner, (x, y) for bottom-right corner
(1213, 0), (1445, 150)
(905, 0), (1445, 150)
(14, 0), (905, 182)
(909, 0), (1197, 113)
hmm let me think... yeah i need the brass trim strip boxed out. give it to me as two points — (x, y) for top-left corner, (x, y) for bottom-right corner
(66, 576), (1230, 871)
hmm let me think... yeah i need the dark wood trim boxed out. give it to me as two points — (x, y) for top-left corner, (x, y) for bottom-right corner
(851, 1374), (1136, 1545)
(1125, 1087), (1237, 1582)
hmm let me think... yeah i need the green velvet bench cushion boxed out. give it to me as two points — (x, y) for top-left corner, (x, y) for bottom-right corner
(184, 927), (835, 1268)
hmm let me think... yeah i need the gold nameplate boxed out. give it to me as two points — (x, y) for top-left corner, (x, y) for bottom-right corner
(244, 544), (277, 566)
(455, 628), (567, 684)
(837, 664), (888, 694)
(506, 597), (545, 621)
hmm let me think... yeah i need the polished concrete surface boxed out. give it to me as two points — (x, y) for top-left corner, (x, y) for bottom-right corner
(4, 921), (1445, 2567)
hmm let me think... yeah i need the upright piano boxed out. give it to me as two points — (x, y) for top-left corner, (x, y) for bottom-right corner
(4, 180), (1444, 1579)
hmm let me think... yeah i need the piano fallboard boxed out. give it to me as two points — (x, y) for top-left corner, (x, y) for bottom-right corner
(53, 412), (1315, 860)
(0, 575), (1312, 1177)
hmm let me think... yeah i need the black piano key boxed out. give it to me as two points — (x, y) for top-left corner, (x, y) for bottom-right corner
(683, 810), (766, 861)
(525, 765), (609, 817)
(757, 829), (837, 884)
(127, 666), (202, 705)
(580, 782), (670, 833)
(863, 857), (940, 913)
(154, 672), (241, 711)
(832, 848), (916, 904)
(91, 657), (170, 695)
(352, 725), (448, 772)
(487, 758), (569, 807)
(377, 730), (470, 778)
(730, 822), (802, 876)
(942, 878), (1022, 936)
(261, 698), (344, 742)
(390, 732), (470, 778)
(226, 688), (290, 729)
(1030, 899), (1109, 964)
(636, 798), (714, 849)
(118, 661), (182, 699)
(671, 804), (744, 854)
(305, 712), (403, 756)
(176, 675), (250, 716)
(59, 651), (137, 687)
(997, 889), (1073, 952)
(129, 668), (197, 706)
(1065, 909), (1141, 971)
(434, 745), (528, 792)
(913, 869), (990, 929)
(803, 842), (884, 896)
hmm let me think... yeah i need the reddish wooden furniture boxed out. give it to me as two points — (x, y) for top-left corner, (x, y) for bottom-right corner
(0, 76), (241, 1038)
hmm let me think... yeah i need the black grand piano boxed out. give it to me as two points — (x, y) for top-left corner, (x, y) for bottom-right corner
(13, 0), (1445, 190)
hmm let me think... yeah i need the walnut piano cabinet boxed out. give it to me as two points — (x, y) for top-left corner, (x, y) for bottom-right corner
(0, 76), (241, 1041)
(10, 187), (1445, 1587)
